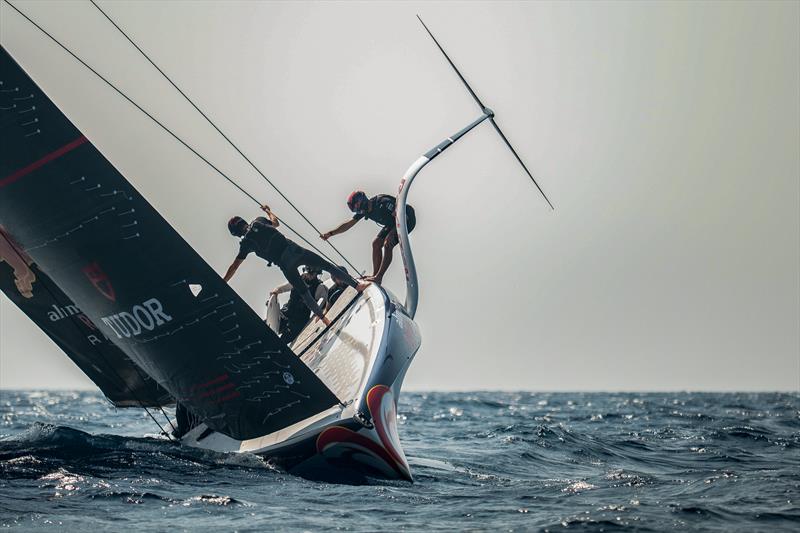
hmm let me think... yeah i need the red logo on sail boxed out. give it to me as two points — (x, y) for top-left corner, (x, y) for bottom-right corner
(82, 262), (116, 301)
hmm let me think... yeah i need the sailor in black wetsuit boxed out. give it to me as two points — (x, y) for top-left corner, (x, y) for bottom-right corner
(270, 266), (328, 344)
(325, 266), (350, 312)
(321, 191), (416, 284)
(223, 205), (368, 327)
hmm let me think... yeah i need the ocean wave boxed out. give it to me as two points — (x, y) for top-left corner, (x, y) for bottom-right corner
(1, 391), (798, 531)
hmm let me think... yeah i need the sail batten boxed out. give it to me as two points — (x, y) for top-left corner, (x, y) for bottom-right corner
(0, 46), (339, 439)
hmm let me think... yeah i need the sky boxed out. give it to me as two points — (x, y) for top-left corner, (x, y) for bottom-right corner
(0, 0), (798, 392)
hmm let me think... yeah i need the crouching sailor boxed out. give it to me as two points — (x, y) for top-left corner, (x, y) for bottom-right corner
(326, 266), (351, 312)
(270, 265), (328, 344)
(320, 191), (416, 284)
(223, 204), (368, 327)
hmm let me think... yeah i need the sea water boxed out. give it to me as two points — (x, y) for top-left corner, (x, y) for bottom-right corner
(1, 391), (798, 531)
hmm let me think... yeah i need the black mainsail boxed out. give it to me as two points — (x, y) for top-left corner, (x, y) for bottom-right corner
(1, 226), (171, 407)
(0, 46), (339, 440)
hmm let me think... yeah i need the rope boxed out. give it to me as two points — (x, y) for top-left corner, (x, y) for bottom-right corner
(294, 291), (362, 360)
(158, 405), (177, 435)
(88, 0), (362, 275)
(147, 409), (171, 437)
(2, 0), (343, 268)
(126, 360), (177, 435)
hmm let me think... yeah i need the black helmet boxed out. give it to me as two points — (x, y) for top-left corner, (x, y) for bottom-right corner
(303, 265), (322, 276)
(228, 216), (248, 237)
(347, 190), (368, 213)
(331, 266), (349, 283)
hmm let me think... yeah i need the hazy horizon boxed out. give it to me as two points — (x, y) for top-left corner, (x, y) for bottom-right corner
(1, 0), (798, 393)
(2, 385), (798, 393)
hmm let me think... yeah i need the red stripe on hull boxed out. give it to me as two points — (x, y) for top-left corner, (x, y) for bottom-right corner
(316, 385), (412, 481)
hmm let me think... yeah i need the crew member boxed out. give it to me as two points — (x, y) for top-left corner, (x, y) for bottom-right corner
(326, 266), (350, 312)
(270, 266), (328, 344)
(320, 191), (416, 284)
(224, 205), (368, 327)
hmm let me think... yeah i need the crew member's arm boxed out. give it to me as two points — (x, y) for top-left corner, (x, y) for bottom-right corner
(300, 290), (331, 327)
(270, 282), (292, 297)
(223, 258), (244, 282)
(260, 204), (280, 227)
(315, 284), (329, 307)
(320, 218), (359, 240)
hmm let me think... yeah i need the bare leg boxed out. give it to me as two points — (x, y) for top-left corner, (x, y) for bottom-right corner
(370, 236), (383, 277)
(365, 235), (397, 284)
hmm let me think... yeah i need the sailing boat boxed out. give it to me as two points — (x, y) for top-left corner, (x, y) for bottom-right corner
(0, 6), (550, 482)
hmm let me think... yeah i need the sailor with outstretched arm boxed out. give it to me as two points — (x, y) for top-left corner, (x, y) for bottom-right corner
(223, 205), (368, 327)
(320, 191), (416, 284)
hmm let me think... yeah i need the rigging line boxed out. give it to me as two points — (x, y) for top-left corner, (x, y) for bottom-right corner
(158, 405), (177, 435)
(88, 0), (362, 274)
(2, 0), (343, 268)
(0, 230), (176, 441)
(124, 356), (177, 435)
(133, 394), (172, 440)
(144, 404), (172, 438)
(294, 290), (361, 360)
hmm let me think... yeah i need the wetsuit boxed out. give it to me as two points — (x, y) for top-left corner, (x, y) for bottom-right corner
(352, 194), (416, 244)
(280, 278), (327, 344)
(236, 217), (358, 319)
(327, 284), (347, 308)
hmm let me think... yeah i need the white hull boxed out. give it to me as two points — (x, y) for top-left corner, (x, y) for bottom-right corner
(181, 283), (421, 481)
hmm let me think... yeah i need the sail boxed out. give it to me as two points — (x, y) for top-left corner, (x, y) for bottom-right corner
(0, 46), (339, 440)
(1, 227), (172, 407)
